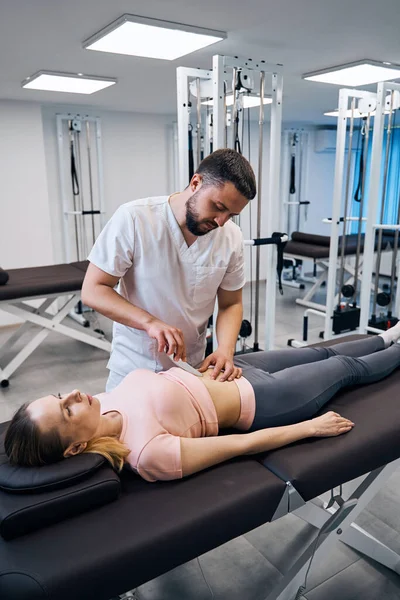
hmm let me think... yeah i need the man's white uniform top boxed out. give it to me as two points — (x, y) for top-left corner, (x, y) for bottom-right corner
(88, 196), (245, 377)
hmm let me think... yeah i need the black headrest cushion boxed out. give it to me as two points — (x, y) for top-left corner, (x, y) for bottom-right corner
(0, 429), (121, 539)
(0, 453), (107, 493)
(0, 268), (9, 286)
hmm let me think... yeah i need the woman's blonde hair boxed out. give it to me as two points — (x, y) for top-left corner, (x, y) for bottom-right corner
(83, 436), (131, 471)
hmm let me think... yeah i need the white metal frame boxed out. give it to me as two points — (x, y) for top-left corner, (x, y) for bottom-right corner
(0, 292), (111, 385)
(176, 67), (213, 191)
(211, 55), (283, 350)
(56, 114), (106, 263)
(281, 129), (310, 234)
(360, 81), (400, 333)
(324, 89), (377, 340)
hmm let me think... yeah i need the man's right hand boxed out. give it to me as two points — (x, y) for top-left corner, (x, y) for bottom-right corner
(144, 318), (187, 362)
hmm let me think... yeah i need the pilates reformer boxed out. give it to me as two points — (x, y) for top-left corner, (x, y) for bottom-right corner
(0, 261), (110, 388)
(1, 335), (400, 600)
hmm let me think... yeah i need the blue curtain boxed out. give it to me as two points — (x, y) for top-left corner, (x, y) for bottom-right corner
(350, 127), (400, 233)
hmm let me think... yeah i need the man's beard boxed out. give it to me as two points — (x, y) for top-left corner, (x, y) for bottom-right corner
(185, 193), (217, 236)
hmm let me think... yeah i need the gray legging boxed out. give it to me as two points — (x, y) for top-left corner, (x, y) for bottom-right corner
(233, 336), (400, 432)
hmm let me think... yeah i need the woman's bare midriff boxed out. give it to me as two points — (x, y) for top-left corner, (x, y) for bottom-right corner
(199, 369), (242, 428)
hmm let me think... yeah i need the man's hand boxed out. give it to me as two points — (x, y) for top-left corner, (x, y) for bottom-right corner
(198, 348), (242, 382)
(144, 318), (186, 361)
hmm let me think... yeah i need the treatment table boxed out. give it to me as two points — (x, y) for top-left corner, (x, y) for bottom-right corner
(0, 261), (110, 387)
(1, 336), (400, 600)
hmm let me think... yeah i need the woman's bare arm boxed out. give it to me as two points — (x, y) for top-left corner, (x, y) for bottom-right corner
(180, 412), (354, 478)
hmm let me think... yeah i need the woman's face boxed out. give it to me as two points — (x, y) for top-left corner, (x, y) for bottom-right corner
(28, 389), (101, 450)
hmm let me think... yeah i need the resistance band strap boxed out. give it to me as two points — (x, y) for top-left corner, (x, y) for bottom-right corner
(290, 153), (296, 194)
(353, 128), (365, 203)
(70, 140), (80, 196)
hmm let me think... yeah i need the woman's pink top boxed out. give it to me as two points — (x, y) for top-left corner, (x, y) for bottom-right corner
(96, 367), (255, 482)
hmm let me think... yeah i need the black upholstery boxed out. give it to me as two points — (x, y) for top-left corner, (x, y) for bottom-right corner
(0, 268), (9, 286)
(0, 261), (89, 301)
(0, 451), (108, 493)
(0, 455), (284, 600)
(0, 424), (121, 540)
(285, 231), (395, 260)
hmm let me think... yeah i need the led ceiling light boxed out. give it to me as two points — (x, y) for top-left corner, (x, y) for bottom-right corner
(303, 60), (400, 87)
(202, 94), (272, 108)
(84, 14), (226, 60)
(324, 109), (377, 117)
(22, 71), (117, 94)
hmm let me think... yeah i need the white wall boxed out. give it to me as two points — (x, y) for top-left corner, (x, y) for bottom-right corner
(0, 100), (53, 326)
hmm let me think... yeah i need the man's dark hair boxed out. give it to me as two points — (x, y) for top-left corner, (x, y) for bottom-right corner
(196, 149), (256, 200)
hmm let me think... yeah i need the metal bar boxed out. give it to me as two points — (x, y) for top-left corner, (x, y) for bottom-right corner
(2, 301), (111, 351)
(254, 71), (265, 348)
(372, 91), (395, 318)
(352, 111), (372, 304)
(56, 115), (71, 262)
(324, 89), (353, 340)
(176, 67), (191, 189)
(337, 97), (356, 305)
(95, 117), (106, 231)
(196, 77), (202, 168)
(297, 133), (304, 231)
(86, 120), (96, 245)
(212, 55), (226, 150)
(231, 67), (238, 150)
(264, 71), (283, 350)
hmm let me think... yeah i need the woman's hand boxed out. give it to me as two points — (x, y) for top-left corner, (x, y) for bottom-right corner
(310, 411), (354, 437)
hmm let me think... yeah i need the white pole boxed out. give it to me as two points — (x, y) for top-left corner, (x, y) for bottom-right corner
(323, 89), (349, 340)
(359, 83), (386, 333)
(212, 55), (225, 150)
(176, 67), (190, 190)
(264, 71), (283, 350)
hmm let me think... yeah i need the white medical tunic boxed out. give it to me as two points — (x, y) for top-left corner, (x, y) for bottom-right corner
(88, 196), (245, 377)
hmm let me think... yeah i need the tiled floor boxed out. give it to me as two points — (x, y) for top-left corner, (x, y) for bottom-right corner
(0, 280), (399, 599)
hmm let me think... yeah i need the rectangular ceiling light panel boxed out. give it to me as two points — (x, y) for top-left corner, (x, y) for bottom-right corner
(84, 14), (226, 60)
(202, 95), (272, 108)
(22, 72), (117, 94)
(304, 60), (400, 87)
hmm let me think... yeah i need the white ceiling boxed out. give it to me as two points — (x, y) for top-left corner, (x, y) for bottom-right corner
(1, 0), (400, 124)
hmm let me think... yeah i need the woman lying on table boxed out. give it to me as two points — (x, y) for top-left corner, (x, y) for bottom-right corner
(5, 326), (400, 482)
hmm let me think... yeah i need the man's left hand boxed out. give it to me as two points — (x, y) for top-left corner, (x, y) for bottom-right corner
(198, 349), (242, 382)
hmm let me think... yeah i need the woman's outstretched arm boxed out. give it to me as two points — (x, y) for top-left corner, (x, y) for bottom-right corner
(180, 412), (354, 478)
